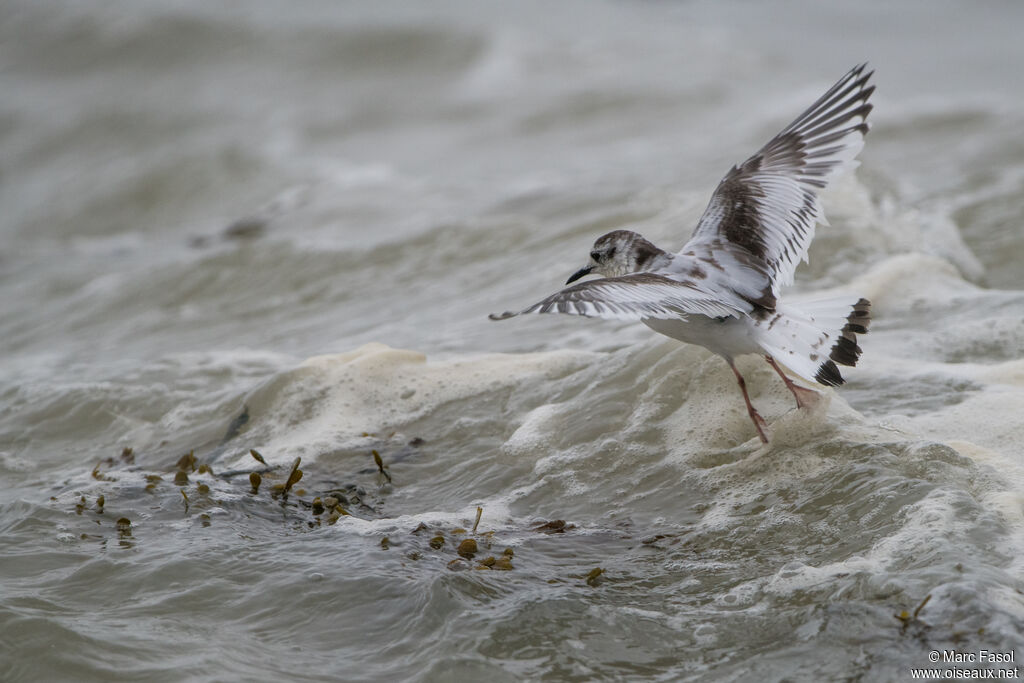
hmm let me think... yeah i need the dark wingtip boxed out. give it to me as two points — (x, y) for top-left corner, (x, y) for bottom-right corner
(814, 298), (871, 385)
(829, 335), (862, 367)
(844, 298), (872, 339)
(814, 360), (845, 387)
(814, 298), (871, 386)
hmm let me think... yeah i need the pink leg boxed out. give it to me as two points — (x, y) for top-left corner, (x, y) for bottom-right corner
(765, 356), (819, 409)
(730, 363), (769, 444)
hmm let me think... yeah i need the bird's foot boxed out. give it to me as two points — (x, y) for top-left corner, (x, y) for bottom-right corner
(788, 383), (821, 410)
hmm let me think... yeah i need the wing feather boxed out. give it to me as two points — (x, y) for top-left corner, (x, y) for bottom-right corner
(489, 272), (748, 321)
(683, 64), (875, 295)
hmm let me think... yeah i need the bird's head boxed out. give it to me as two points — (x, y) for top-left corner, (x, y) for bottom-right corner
(565, 229), (665, 284)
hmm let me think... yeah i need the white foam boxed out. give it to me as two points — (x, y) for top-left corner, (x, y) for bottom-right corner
(847, 254), (1024, 470)
(851, 252), (977, 314)
(502, 403), (571, 457)
(816, 175), (985, 282)
(332, 499), (514, 536)
(902, 384), (1024, 472)
(233, 343), (597, 467)
(763, 556), (879, 597)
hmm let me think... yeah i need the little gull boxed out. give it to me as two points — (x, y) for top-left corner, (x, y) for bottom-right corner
(490, 64), (874, 444)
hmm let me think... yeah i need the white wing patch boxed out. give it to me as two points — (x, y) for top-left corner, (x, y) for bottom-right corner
(489, 272), (749, 322)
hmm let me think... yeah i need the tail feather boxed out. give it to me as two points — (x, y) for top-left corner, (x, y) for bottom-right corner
(756, 296), (871, 387)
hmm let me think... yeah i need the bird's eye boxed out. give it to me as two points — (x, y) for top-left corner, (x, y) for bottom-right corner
(590, 251), (601, 262)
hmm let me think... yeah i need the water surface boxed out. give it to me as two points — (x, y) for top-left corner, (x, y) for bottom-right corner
(2, 1), (1024, 681)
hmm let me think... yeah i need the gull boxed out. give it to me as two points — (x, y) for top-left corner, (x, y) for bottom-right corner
(490, 64), (875, 444)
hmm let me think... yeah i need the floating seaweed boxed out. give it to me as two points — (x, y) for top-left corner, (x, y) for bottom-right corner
(176, 451), (197, 472)
(372, 450), (392, 484)
(492, 555), (513, 571)
(533, 520), (574, 534)
(56, 434), (509, 561)
(116, 518), (132, 536)
(324, 506), (350, 525)
(473, 553), (513, 571)
(283, 457), (303, 492)
(223, 216), (266, 241)
(91, 461), (115, 482)
(896, 594), (932, 632)
(270, 457), (303, 497)
(585, 567), (605, 587)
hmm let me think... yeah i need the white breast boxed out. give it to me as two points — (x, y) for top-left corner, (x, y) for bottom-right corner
(643, 315), (762, 362)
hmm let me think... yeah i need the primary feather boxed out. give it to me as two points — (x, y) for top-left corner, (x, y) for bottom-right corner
(683, 63), (874, 301)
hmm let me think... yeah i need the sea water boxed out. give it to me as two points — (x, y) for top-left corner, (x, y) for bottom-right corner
(2, 1), (1023, 681)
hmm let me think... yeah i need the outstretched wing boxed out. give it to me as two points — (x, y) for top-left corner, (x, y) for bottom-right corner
(489, 272), (749, 321)
(683, 64), (874, 296)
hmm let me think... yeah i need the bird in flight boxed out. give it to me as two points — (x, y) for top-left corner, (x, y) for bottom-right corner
(490, 64), (874, 444)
